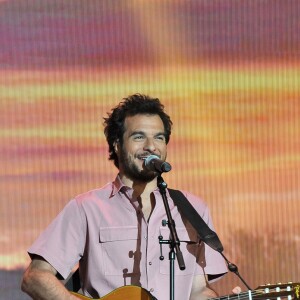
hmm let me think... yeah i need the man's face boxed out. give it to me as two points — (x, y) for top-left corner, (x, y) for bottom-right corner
(116, 114), (167, 182)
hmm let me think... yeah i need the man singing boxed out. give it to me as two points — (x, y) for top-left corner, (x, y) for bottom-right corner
(22, 94), (227, 300)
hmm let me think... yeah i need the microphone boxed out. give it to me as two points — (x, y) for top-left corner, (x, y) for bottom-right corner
(144, 155), (172, 173)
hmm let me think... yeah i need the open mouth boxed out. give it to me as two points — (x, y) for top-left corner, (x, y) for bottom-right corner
(138, 156), (150, 161)
(137, 154), (159, 161)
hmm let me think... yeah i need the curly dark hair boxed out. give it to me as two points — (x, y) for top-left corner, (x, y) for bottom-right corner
(104, 94), (172, 168)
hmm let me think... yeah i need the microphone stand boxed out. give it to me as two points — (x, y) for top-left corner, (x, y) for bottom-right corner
(157, 175), (185, 300)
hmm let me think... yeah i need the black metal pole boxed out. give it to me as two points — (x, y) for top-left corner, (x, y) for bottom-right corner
(157, 175), (185, 300)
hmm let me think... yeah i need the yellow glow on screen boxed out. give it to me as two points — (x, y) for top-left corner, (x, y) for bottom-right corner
(0, 0), (299, 296)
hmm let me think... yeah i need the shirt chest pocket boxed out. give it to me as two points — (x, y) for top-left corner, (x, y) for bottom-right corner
(99, 226), (140, 276)
(159, 227), (200, 275)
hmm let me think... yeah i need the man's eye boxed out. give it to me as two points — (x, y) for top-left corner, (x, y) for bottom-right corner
(156, 136), (166, 141)
(134, 135), (144, 140)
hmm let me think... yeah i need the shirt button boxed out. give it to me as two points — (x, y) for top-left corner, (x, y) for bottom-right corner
(144, 236), (147, 239)
(149, 262), (152, 265)
(150, 288), (154, 292)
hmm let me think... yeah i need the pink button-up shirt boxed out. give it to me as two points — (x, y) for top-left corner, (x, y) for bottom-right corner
(28, 176), (227, 300)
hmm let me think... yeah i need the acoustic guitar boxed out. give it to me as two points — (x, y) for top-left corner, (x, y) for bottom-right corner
(71, 282), (300, 300)
(71, 285), (155, 300)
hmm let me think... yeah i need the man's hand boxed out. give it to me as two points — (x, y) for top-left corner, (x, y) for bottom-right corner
(190, 274), (243, 300)
(232, 286), (242, 294)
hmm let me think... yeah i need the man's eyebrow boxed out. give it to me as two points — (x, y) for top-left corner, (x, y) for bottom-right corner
(128, 131), (166, 138)
(128, 131), (145, 137)
(154, 132), (167, 138)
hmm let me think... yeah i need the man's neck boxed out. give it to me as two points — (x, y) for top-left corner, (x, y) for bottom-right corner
(119, 173), (158, 199)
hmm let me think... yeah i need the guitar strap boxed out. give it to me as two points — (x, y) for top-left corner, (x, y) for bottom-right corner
(168, 188), (224, 253)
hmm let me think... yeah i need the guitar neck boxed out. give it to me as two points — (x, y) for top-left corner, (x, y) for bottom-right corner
(212, 282), (300, 300)
(212, 291), (251, 300)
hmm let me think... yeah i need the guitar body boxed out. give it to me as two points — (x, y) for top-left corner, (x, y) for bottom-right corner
(71, 282), (300, 300)
(71, 285), (155, 300)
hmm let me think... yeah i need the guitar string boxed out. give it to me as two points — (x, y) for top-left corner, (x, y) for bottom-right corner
(215, 288), (292, 300)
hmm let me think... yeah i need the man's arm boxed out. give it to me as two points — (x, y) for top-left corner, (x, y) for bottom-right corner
(190, 275), (242, 300)
(21, 257), (78, 300)
(190, 275), (218, 300)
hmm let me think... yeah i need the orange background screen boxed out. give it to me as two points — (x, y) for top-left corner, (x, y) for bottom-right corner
(0, 0), (299, 298)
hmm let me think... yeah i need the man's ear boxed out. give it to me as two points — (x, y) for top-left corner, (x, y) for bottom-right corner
(113, 140), (119, 154)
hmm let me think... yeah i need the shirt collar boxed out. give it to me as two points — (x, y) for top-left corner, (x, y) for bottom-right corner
(111, 174), (126, 197)
(111, 174), (161, 195)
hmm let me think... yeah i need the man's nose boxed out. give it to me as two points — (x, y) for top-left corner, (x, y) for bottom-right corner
(143, 138), (156, 152)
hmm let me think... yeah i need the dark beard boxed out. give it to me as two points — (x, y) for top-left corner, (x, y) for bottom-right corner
(120, 149), (158, 182)
(125, 163), (158, 182)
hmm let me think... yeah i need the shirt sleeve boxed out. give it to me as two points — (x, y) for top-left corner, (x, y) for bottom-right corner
(28, 199), (86, 279)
